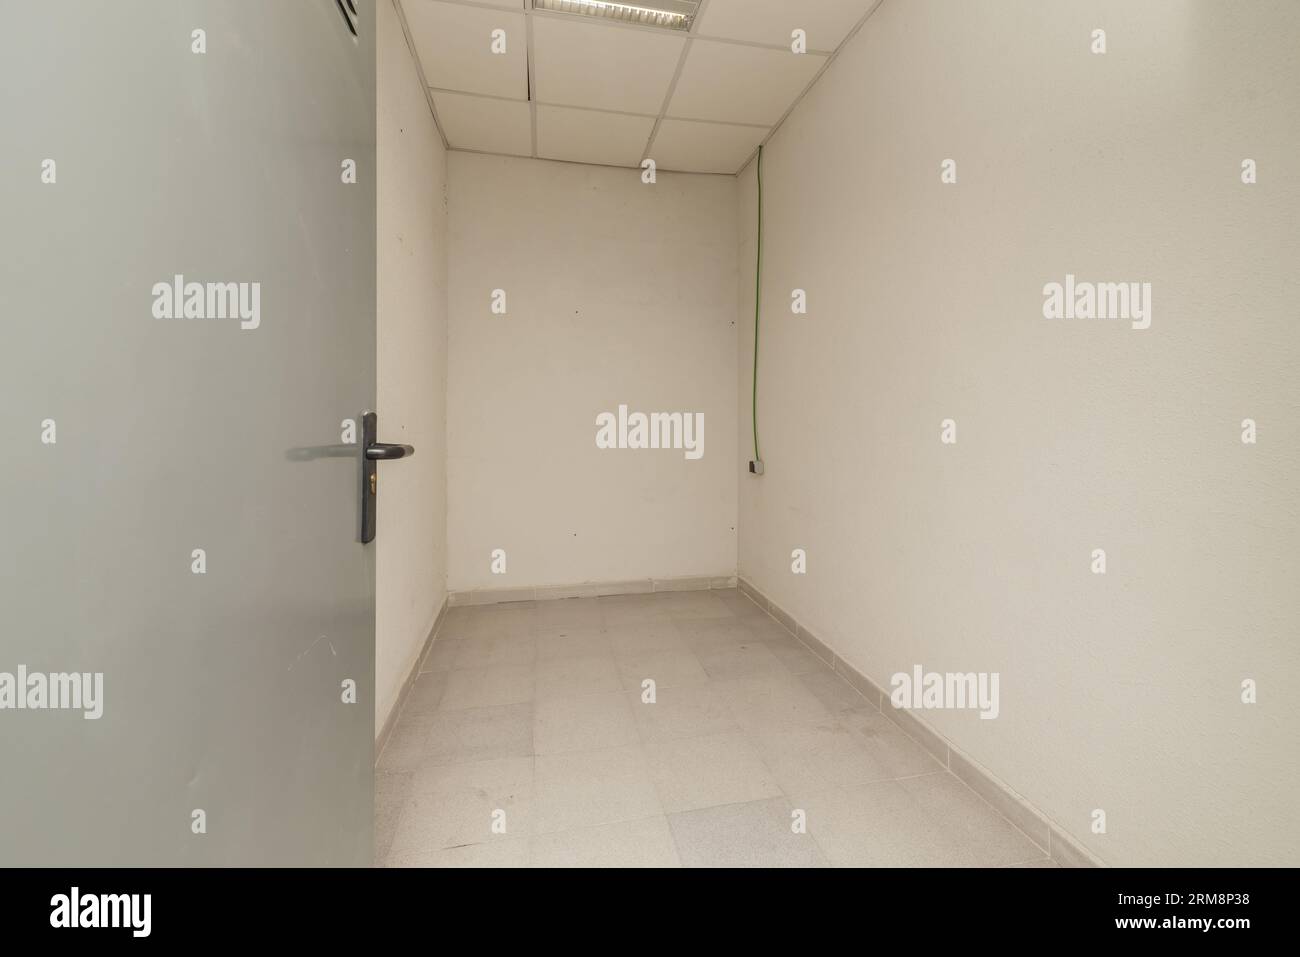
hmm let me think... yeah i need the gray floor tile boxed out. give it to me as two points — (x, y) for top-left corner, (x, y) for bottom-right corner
(377, 590), (1048, 869)
(837, 708), (946, 778)
(438, 663), (535, 711)
(629, 682), (740, 744)
(795, 779), (955, 867)
(435, 607), (475, 642)
(375, 720), (431, 772)
(712, 589), (767, 619)
(385, 838), (530, 868)
(530, 816), (680, 868)
(534, 745), (663, 834)
(897, 772), (1046, 866)
(450, 605), (533, 641)
(534, 690), (639, 755)
(404, 671), (449, 715)
(741, 614), (796, 643)
(615, 647), (709, 691)
(389, 756), (533, 855)
(796, 771), (1043, 867)
(696, 640), (786, 681)
(420, 702), (534, 766)
(607, 620), (688, 656)
(451, 633), (537, 669)
(421, 638), (462, 674)
(646, 731), (782, 813)
(716, 671), (836, 733)
(760, 635), (825, 675)
(668, 798), (828, 868)
(798, 668), (871, 713)
(535, 653), (622, 699)
(598, 594), (676, 625)
(675, 619), (755, 652)
(532, 598), (604, 631)
(534, 626), (610, 662)
(660, 592), (737, 620)
(752, 718), (910, 793)
(374, 769), (413, 862)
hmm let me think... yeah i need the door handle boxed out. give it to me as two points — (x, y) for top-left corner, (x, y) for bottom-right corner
(365, 442), (414, 461)
(360, 411), (413, 544)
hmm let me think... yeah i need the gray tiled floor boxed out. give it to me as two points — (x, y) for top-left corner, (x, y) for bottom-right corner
(375, 588), (1052, 868)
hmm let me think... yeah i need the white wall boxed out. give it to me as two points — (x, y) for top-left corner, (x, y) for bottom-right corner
(376, 0), (447, 732)
(447, 154), (738, 593)
(738, 0), (1300, 866)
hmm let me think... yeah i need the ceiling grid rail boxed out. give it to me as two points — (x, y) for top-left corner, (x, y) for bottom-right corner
(405, 0), (884, 174)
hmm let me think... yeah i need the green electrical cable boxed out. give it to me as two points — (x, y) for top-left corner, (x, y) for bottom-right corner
(752, 144), (763, 463)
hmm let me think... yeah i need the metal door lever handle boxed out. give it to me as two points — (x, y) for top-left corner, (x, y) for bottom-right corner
(365, 442), (414, 460)
(360, 412), (413, 544)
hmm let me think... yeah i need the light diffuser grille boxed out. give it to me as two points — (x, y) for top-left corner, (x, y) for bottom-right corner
(532, 0), (698, 32)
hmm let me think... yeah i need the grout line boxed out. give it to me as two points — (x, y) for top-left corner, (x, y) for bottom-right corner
(892, 770), (947, 782)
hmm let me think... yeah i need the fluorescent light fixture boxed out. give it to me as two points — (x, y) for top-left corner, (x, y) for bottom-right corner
(532, 0), (698, 32)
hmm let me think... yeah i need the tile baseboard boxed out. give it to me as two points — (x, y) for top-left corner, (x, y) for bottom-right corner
(375, 595), (448, 758)
(737, 575), (1106, 868)
(448, 574), (739, 607)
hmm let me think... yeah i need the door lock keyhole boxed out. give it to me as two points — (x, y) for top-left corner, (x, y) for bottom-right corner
(360, 411), (414, 544)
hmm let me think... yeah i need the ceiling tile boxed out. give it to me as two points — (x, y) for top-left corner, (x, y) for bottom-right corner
(404, 0), (528, 99)
(432, 91), (533, 156)
(696, 0), (871, 51)
(536, 105), (655, 167)
(668, 39), (825, 126)
(532, 15), (686, 115)
(650, 119), (767, 175)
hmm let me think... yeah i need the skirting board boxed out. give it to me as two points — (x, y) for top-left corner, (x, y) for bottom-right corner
(449, 574), (738, 606)
(737, 576), (1106, 869)
(375, 596), (449, 760)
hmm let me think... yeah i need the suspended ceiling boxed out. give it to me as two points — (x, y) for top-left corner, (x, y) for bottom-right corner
(396, 0), (881, 174)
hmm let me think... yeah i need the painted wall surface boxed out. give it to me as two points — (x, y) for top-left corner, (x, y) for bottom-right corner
(376, 0), (448, 731)
(448, 154), (739, 592)
(737, 0), (1300, 866)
